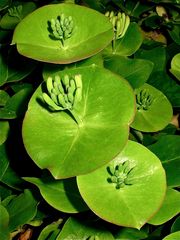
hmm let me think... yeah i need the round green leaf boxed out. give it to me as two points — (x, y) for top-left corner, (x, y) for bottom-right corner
(131, 83), (173, 132)
(77, 140), (166, 229)
(23, 176), (88, 213)
(22, 66), (135, 179)
(170, 53), (180, 81)
(56, 217), (114, 240)
(148, 189), (180, 225)
(12, 4), (113, 64)
(163, 231), (180, 240)
(104, 55), (154, 89)
(148, 135), (180, 187)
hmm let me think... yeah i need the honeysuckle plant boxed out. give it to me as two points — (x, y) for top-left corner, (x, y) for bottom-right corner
(0, 0), (180, 240)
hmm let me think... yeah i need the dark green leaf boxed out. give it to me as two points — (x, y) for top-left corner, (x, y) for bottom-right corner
(148, 135), (180, 187)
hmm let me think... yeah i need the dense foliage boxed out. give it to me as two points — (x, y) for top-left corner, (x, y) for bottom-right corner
(0, 0), (180, 239)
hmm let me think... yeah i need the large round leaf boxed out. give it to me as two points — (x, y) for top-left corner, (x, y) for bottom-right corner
(23, 176), (88, 213)
(77, 140), (166, 229)
(12, 4), (113, 64)
(170, 53), (180, 81)
(131, 83), (173, 132)
(22, 66), (135, 179)
(163, 232), (180, 240)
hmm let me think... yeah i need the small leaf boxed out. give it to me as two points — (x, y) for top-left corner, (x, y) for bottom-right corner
(162, 231), (180, 240)
(104, 54), (154, 88)
(171, 216), (180, 233)
(131, 83), (173, 132)
(0, 52), (8, 87)
(0, 121), (10, 145)
(148, 189), (180, 225)
(5, 189), (38, 231)
(170, 53), (180, 81)
(56, 217), (114, 240)
(23, 176), (88, 213)
(0, 204), (10, 240)
(0, 90), (10, 107)
(37, 220), (62, 240)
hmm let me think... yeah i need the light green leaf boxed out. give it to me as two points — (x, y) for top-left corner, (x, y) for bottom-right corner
(163, 231), (180, 240)
(148, 189), (180, 225)
(77, 140), (166, 229)
(104, 54), (154, 88)
(170, 53), (180, 81)
(131, 83), (173, 132)
(148, 135), (180, 187)
(23, 66), (135, 179)
(12, 4), (113, 64)
(24, 176), (88, 213)
(115, 227), (148, 240)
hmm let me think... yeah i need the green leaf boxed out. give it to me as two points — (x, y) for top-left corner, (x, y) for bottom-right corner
(104, 54), (154, 88)
(115, 227), (148, 240)
(0, 2), (37, 30)
(162, 231), (180, 240)
(0, 204), (10, 240)
(105, 23), (143, 56)
(77, 140), (166, 229)
(131, 83), (173, 132)
(171, 216), (180, 233)
(1, 87), (33, 119)
(0, 121), (9, 145)
(0, 90), (10, 107)
(22, 66), (135, 179)
(148, 189), (180, 225)
(56, 217), (115, 240)
(12, 4), (113, 64)
(37, 220), (62, 240)
(148, 135), (180, 187)
(0, 52), (8, 87)
(0, 144), (9, 180)
(23, 176), (88, 213)
(170, 53), (180, 81)
(5, 189), (38, 231)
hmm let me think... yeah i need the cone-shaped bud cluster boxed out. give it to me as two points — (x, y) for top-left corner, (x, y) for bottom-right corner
(136, 89), (154, 111)
(107, 161), (135, 189)
(8, 5), (22, 19)
(50, 14), (74, 45)
(105, 11), (130, 40)
(43, 74), (82, 111)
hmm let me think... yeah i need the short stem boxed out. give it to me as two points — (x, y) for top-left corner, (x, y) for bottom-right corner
(69, 109), (82, 125)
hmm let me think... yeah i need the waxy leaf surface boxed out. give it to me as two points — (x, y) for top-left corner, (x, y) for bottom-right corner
(131, 83), (173, 132)
(77, 141), (166, 229)
(163, 231), (180, 240)
(24, 176), (88, 213)
(23, 66), (135, 179)
(12, 4), (113, 64)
